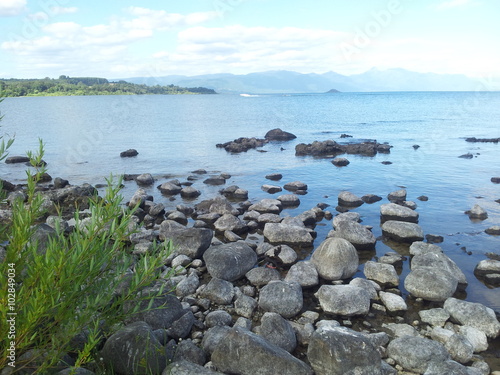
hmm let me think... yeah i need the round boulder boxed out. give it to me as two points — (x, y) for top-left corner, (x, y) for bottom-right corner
(258, 281), (303, 318)
(311, 237), (358, 281)
(203, 242), (257, 281)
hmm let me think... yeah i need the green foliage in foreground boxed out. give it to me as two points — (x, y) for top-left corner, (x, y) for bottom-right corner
(0, 140), (175, 374)
(0, 75), (216, 97)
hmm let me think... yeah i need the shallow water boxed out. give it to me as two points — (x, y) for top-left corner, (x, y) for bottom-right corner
(1, 92), (499, 311)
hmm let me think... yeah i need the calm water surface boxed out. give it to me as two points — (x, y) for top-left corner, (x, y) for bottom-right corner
(1, 92), (500, 311)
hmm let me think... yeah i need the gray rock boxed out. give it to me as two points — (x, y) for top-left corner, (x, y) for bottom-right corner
(201, 326), (231, 355)
(158, 181), (182, 195)
(466, 204), (488, 220)
(380, 203), (419, 223)
(245, 267), (281, 286)
(409, 241), (443, 256)
(332, 212), (361, 226)
(180, 186), (201, 198)
(315, 285), (371, 316)
(338, 191), (364, 207)
(284, 261), (319, 288)
(167, 310), (195, 339)
(412, 251), (467, 285)
(248, 198), (282, 214)
(203, 242), (257, 281)
(172, 340), (206, 366)
(362, 194), (382, 203)
(211, 326), (313, 375)
(364, 261), (399, 287)
(387, 336), (450, 374)
(419, 308), (450, 327)
(379, 291), (407, 313)
(330, 219), (376, 250)
(307, 326), (383, 375)
(444, 333), (474, 363)
(101, 322), (166, 375)
(203, 176), (226, 185)
(263, 222), (314, 246)
(200, 278), (235, 305)
(120, 149), (138, 157)
(277, 194), (301, 207)
(311, 237), (359, 281)
(266, 173), (283, 181)
(258, 281), (303, 318)
(163, 360), (224, 375)
(159, 221), (213, 259)
(349, 278), (380, 300)
(207, 196), (238, 216)
(205, 310), (233, 328)
(474, 259), (500, 276)
(423, 360), (474, 375)
(136, 173), (154, 186)
(265, 244), (297, 266)
(176, 274), (200, 298)
(167, 211), (188, 226)
(257, 312), (297, 353)
(485, 226), (500, 235)
(262, 184), (282, 194)
(265, 128), (297, 141)
(331, 157), (350, 167)
(234, 294), (258, 318)
(382, 323), (419, 338)
(224, 230), (242, 242)
(381, 220), (424, 243)
(404, 267), (458, 301)
(213, 214), (247, 235)
(257, 213), (282, 224)
(444, 297), (500, 338)
(459, 325), (489, 353)
(387, 189), (407, 203)
(283, 181), (308, 191)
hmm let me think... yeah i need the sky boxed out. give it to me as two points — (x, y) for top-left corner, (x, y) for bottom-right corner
(0, 0), (499, 80)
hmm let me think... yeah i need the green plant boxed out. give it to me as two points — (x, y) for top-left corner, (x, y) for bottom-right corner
(0, 141), (174, 374)
(0, 96), (15, 162)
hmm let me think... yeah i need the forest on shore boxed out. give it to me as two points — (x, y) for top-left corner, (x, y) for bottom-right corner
(0, 75), (216, 97)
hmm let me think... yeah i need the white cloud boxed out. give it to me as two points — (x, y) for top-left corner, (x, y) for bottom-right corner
(0, 0), (26, 16)
(50, 6), (78, 15)
(124, 7), (218, 31)
(435, 0), (474, 10)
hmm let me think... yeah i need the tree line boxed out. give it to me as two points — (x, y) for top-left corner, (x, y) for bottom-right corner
(0, 76), (216, 97)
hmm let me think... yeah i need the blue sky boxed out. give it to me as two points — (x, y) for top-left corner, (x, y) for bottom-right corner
(0, 0), (499, 80)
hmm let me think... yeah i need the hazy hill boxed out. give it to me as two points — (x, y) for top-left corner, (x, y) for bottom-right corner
(122, 68), (481, 94)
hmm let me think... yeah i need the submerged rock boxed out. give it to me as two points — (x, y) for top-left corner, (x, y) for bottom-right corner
(265, 128), (297, 141)
(120, 149), (138, 157)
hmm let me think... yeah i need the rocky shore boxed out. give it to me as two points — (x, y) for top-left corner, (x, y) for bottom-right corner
(2, 169), (500, 375)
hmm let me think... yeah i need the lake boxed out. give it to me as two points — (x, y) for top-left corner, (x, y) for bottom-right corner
(1, 92), (500, 310)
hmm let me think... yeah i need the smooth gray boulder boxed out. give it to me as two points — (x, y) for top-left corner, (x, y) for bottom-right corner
(200, 278), (235, 305)
(444, 297), (500, 338)
(211, 326), (313, 375)
(201, 326), (231, 355)
(158, 181), (182, 195)
(248, 198), (282, 214)
(474, 259), (500, 276)
(277, 194), (301, 207)
(262, 184), (282, 194)
(380, 203), (419, 223)
(466, 204), (488, 220)
(205, 310), (233, 328)
(159, 221), (213, 259)
(180, 186), (201, 198)
(409, 241), (442, 256)
(338, 191), (364, 207)
(136, 173), (154, 186)
(387, 189), (407, 203)
(258, 281), (303, 318)
(315, 285), (371, 316)
(387, 336), (450, 374)
(283, 181), (308, 191)
(381, 220), (424, 243)
(419, 308), (450, 327)
(349, 278), (380, 300)
(404, 267), (458, 301)
(263, 223), (314, 246)
(331, 219), (376, 250)
(245, 267), (281, 286)
(284, 261), (319, 288)
(444, 333), (474, 364)
(459, 326), (489, 353)
(379, 291), (407, 313)
(235, 294), (258, 319)
(311, 237), (359, 281)
(307, 326), (383, 375)
(423, 360), (476, 375)
(265, 244), (298, 266)
(412, 251), (467, 286)
(163, 360), (224, 375)
(331, 157), (350, 167)
(332, 212), (361, 227)
(213, 214), (247, 235)
(101, 322), (166, 375)
(203, 242), (257, 281)
(257, 312), (297, 353)
(364, 261), (399, 287)
(265, 128), (297, 141)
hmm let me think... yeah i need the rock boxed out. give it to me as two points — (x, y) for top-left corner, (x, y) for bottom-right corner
(120, 149), (138, 157)
(387, 189), (407, 203)
(444, 333), (474, 364)
(262, 184), (282, 194)
(284, 261), (319, 288)
(330, 219), (376, 250)
(424, 360), (476, 375)
(265, 244), (297, 266)
(307, 326), (383, 375)
(444, 297), (500, 338)
(257, 213), (282, 224)
(167, 211), (188, 226)
(349, 278), (380, 300)
(379, 291), (407, 313)
(235, 294), (258, 318)
(5, 155), (31, 163)
(362, 194), (382, 204)
(382, 323), (419, 338)
(283, 181), (308, 191)
(404, 267), (458, 302)
(364, 261), (399, 287)
(266, 173), (283, 181)
(135, 173), (154, 186)
(163, 360), (225, 375)
(378, 252), (404, 266)
(425, 234), (443, 243)
(211, 327), (313, 374)
(338, 191), (364, 207)
(459, 152), (474, 159)
(387, 336), (450, 374)
(466, 204), (488, 220)
(315, 285), (371, 316)
(409, 241), (442, 256)
(311, 237), (358, 281)
(205, 310), (233, 328)
(265, 128), (297, 141)
(245, 267), (281, 286)
(249, 198), (282, 214)
(100, 321), (166, 375)
(203, 176), (226, 185)
(258, 281), (303, 318)
(213, 214), (247, 234)
(466, 137), (500, 143)
(332, 212), (361, 226)
(459, 326), (489, 353)
(176, 274), (200, 298)
(331, 157), (350, 167)
(203, 242), (257, 281)
(485, 226), (500, 235)
(475, 259), (500, 278)
(159, 221), (213, 259)
(202, 326), (231, 355)
(411, 251), (467, 285)
(180, 186), (201, 198)
(53, 177), (69, 189)
(257, 312), (297, 353)
(216, 137), (267, 153)
(492, 177), (500, 183)
(263, 222), (314, 246)
(172, 339), (206, 366)
(200, 278), (235, 305)
(380, 203), (419, 223)
(158, 181), (182, 195)
(419, 308), (450, 327)
(381, 220), (424, 243)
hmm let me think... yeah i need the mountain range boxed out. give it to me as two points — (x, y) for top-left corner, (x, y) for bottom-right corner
(121, 68), (482, 94)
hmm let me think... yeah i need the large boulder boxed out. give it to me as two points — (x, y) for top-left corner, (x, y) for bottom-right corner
(364, 261), (399, 287)
(331, 220), (376, 250)
(257, 312), (297, 353)
(213, 214), (247, 235)
(203, 242), (257, 281)
(404, 267), (458, 302)
(258, 281), (303, 318)
(284, 261), (319, 288)
(338, 191), (364, 207)
(159, 221), (213, 259)
(387, 336), (450, 374)
(444, 298), (500, 338)
(307, 326), (383, 375)
(211, 326), (313, 375)
(263, 223), (314, 246)
(380, 203), (419, 223)
(381, 220), (424, 243)
(411, 251), (467, 286)
(315, 285), (371, 316)
(311, 237), (358, 281)
(265, 128), (297, 141)
(100, 322), (166, 375)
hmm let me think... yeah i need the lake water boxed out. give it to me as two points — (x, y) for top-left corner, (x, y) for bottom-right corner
(1, 92), (500, 311)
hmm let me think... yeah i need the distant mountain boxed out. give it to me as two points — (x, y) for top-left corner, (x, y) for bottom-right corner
(122, 68), (481, 94)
